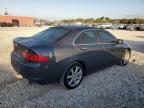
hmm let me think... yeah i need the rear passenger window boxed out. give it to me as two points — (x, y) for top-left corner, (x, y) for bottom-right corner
(75, 30), (98, 44)
(98, 31), (116, 43)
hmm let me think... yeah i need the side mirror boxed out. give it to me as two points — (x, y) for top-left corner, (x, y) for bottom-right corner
(117, 39), (123, 44)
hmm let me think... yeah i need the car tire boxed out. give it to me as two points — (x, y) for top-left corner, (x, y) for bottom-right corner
(63, 62), (84, 89)
(119, 49), (130, 66)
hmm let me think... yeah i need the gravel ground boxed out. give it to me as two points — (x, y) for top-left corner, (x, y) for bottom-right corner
(0, 28), (144, 108)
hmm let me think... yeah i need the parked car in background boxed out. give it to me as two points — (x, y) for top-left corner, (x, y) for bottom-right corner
(126, 25), (135, 31)
(94, 24), (101, 28)
(100, 23), (112, 29)
(126, 24), (141, 31)
(110, 24), (127, 30)
(11, 26), (131, 89)
(140, 26), (144, 31)
(110, 24), (121, 30)
(134, 25), (141, 31)
(94, 23), (112, 29)
(119, 24), (127, 30)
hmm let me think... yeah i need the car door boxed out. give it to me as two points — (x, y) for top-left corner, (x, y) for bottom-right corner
(74, 30), (105, 72)
(97, 30), (123, 65)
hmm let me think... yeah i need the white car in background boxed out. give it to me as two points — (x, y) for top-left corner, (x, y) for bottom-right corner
(95, 23), (112, 29)
(100, 23), (112, 29)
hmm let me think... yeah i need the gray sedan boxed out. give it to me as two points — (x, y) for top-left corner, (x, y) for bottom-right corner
(11, 26), (131, 89)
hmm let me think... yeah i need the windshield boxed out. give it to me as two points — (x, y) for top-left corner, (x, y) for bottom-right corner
(32, 27), (70, 43)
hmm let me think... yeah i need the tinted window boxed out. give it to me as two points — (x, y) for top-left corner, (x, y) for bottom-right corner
(98, 31), (116, 43)
(75, 30), (98, 44)
(32, 27), (70, 43)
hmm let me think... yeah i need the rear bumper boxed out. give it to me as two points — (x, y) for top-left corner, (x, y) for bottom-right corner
(11, 52), (61, 83)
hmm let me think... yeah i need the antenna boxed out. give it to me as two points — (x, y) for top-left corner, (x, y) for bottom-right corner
(4, 8), (8, 15)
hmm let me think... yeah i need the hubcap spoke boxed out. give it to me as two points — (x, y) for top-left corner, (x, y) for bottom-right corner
(73, 79), (77, 84)
(68, 79), (74, 85)
(70, 68), (75, 74)
(75, 66), (79, 73)
(67, 75), (72, 79)
(76, 76), (80, 80)
(77, 70), (82, 75)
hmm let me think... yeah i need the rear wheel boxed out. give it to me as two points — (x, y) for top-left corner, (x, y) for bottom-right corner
(119, 49), (130, 66)
(63, 63), (84, 89)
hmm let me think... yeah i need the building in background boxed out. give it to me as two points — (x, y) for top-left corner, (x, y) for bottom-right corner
(0, 15), (34, 27)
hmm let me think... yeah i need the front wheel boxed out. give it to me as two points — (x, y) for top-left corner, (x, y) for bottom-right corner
(119, 49), (130, 66)
(63, 63), (84, 89)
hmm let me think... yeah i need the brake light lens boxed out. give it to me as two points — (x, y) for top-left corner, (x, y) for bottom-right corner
(22, 50), (49, 62)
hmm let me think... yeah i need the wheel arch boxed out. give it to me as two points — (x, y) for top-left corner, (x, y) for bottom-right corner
(75, 60), (87, 76)
(64, 60), (87, 76)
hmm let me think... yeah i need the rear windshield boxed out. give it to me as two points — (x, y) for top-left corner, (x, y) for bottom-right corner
(32, 27), (70, 43)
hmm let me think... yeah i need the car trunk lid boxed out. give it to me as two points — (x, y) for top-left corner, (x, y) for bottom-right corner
(13, 37), (50, 56)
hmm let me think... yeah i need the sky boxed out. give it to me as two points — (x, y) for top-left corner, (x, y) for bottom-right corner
(0, 0), (144, 19)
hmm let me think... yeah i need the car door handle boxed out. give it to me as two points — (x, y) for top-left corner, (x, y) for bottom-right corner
(80, 48), (88, 50)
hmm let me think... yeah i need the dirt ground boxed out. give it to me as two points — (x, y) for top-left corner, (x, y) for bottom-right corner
(0, 27), (144, 108)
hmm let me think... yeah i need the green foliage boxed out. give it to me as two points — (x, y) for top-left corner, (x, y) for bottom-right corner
(61, 17), (144, 24)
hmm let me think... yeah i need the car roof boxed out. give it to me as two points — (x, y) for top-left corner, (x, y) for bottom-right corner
(55, 26), (97, 30)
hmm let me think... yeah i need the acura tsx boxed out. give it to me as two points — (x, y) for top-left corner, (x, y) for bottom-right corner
(11, 26), (131, 89)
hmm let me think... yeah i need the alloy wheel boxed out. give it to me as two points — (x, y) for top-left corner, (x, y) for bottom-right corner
(67, 66), (83, 87)
(63, 63), (84, 89)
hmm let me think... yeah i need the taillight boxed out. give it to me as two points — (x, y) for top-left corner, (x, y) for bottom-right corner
(22, 50), (49, 62)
